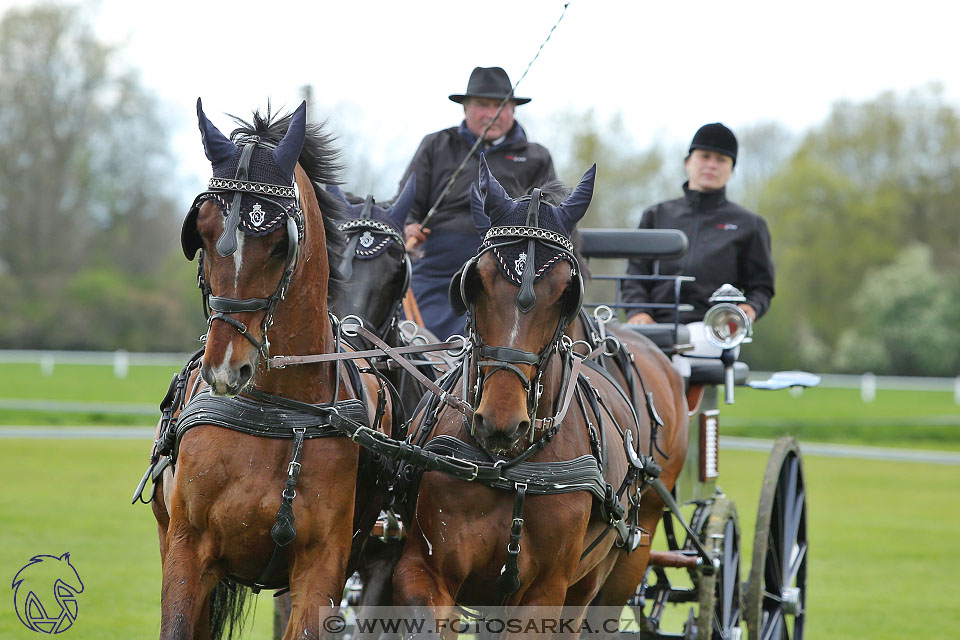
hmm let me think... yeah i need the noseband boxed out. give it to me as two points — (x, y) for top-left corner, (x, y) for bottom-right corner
(192, 135), (305, 363)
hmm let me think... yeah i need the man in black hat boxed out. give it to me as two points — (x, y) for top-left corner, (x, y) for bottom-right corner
(623, 122), (774, 327)
(400, 66), (556, 339)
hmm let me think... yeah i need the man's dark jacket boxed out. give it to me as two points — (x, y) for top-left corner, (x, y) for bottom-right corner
(401, 121), (555, 234)
(622, 183), (775, 323)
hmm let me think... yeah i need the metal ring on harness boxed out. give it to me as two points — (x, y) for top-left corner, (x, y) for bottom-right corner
(593, 304), (614, 325)
(340, 315), (363, 338)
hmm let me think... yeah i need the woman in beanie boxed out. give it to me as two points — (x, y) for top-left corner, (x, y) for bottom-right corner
(622, 123), (775, 356)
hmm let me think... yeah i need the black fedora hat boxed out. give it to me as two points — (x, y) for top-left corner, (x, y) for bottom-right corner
(449, 66), (531, 105)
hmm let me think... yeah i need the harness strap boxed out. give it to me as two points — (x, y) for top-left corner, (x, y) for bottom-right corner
(247, 427), (306, 594)
(496, 482), (527, 603)
(351, 325), (475, 418)
(269, 337), (465, 369)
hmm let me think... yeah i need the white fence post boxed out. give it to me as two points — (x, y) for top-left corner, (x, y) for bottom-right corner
(113, 350), (130, 379)
(954, 377), (960, 405)
(40, 353), (55, 377)
(861, 372), (877, 403)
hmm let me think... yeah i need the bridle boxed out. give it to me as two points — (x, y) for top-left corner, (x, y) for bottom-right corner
(455, 189), (584, 440)
(188, 135), (305, 364)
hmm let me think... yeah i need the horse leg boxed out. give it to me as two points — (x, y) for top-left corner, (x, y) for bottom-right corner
(158, 521), (221, 640)
(392, 553), (459, 638)
(282, 543), (352, 640)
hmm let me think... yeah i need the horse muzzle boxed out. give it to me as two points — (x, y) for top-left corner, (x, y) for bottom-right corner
(200, 351), (255, 397)
(472, 408), (530, 455)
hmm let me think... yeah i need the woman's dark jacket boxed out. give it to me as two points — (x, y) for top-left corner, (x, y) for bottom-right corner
(622, 183), (775, 324)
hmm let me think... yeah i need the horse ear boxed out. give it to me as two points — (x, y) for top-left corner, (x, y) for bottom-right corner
(325, 184), (350, 205)
(385, 174), (416, 230)
(470, 182), (491, 235)
(273, 101), (307, 181)
(197, 98), (238, 164)
(478, 155), (514, 223)
(556, 164), (596, 233)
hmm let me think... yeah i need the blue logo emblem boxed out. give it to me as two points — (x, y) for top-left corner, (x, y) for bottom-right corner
(11, 553), (84, 634)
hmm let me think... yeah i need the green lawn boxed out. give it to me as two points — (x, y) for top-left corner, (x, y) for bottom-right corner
(5, 363), (960, 452)
(722, 386), (960, 451)
(1, 439), (958, 639)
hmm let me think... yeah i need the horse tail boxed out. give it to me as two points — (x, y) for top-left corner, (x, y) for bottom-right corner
(208, 578), (252, 640)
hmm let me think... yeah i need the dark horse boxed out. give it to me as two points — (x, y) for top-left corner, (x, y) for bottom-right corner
(391, 158), (687, 634)
(143, 100), (390, 640)
(325, 178), (458, 613)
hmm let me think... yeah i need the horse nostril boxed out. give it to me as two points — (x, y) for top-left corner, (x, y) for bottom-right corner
(200, 365), (214, 387)
(237, 364), (254, 387)
(515, 420), (530, 440)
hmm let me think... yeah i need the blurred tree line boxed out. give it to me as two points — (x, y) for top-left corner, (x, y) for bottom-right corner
(2, 5), (958, 376)
(550, 85), (960, 376)
(0, 4), (205, 351)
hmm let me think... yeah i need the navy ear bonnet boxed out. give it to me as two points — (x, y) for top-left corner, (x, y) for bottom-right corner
(327, 175), (414, 261)
(182, 98), (306, 259)
(205, 145), (297, 236)
(470, 158), (595, 286)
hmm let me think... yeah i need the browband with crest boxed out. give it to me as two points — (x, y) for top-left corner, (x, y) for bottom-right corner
(483, 226), (575, 254)
(208, 178), (297, 199)
(337, 218), (405, 246)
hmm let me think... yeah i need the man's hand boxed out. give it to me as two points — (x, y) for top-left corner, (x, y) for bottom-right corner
(737, 303), (757, 322)
(626, 312), (655, 325)
(404, 223), (430, 251)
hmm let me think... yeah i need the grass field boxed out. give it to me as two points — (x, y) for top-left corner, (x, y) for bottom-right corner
(1, 439), (958, 639)
(4, 362), (960, 450)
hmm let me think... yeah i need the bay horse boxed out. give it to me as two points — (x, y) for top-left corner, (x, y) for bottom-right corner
(391, 158), (687, 634)
(140, 100), (390, 640)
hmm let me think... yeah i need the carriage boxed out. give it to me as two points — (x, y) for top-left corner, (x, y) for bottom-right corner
(136, 101), (813, 640)
(572, 228), (814, 639)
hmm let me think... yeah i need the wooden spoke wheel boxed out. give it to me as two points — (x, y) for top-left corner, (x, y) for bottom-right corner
(745, 437), (808, 640)
(696, 497), (743, 640)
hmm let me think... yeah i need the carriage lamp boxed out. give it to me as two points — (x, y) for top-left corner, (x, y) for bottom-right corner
(703, 302), (751, 350)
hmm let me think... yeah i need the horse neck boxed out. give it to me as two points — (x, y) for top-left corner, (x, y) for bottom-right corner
(254, 181), (339, 403)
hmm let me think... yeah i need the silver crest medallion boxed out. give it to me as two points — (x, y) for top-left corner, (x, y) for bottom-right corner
(515, 252), (527, 275)
(250, 203), (266, 227)
(360, 231), (374, 248)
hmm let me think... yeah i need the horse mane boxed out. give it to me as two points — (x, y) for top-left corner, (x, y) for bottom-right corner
(228, 105), (347, 300)
(530, 180), (592, 281)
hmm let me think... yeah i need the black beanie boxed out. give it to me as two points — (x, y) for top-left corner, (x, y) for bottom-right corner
(689, 123), (738, 165)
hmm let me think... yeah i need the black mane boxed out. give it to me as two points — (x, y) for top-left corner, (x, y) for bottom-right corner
(228, 105), (347, 299)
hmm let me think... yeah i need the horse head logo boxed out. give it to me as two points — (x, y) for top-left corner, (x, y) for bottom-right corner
(11, 553), (84, 634)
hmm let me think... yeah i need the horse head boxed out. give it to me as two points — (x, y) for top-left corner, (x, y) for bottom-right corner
(183, 99), (309, 396)
(328, 175), (415, 334)
(456, 157), (595, 453)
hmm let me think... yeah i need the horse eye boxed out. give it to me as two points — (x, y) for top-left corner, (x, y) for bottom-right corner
(270, 240), (288, 258)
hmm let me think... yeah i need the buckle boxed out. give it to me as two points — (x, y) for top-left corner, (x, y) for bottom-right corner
(287, 461), (301, 477)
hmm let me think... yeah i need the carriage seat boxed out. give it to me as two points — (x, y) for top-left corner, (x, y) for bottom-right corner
(687, 360), (750, 386)
(577, 228), (688, 259)
(621, 323), (691, 356)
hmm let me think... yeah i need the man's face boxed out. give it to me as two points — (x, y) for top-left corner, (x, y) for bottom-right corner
(463, 97), (516, 140)
(685, 149), (734, 192)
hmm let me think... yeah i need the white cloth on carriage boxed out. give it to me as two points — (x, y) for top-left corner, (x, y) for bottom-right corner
(670, 321), (741, 379)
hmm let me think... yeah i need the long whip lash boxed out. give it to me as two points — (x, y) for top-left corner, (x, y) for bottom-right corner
(418, 2), (572, 231)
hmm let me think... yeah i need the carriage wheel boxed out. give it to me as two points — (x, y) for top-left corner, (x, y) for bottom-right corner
(745, 437), (807, 640)
(695, 498), (743, 640)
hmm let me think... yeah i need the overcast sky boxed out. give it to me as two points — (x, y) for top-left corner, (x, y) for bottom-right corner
(4, 0), (958, 199)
